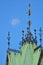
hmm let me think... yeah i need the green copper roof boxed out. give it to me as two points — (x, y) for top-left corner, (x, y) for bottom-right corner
(8, 42), (41, 65)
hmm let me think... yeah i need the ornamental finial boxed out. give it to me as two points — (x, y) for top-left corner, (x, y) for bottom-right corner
(39, 27), (42, 46)
(7, 32), (10, 50)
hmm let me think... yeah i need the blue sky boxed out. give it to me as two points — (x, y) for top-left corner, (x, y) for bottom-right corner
(0, 0), (43, 65)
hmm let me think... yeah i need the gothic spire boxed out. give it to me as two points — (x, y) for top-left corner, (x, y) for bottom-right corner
(27, 3), (31, 32)
(25, 2), (32, 42)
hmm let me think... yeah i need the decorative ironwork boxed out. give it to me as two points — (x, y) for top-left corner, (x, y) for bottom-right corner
(27, 9), (31, 16)
(39, 27), (42, 46)
(27, 3), (31, 16)
(25, 2), (33, 43)
(9, 48), (20, 53)
(6, 2), (43, 55)
(22, 30), (25, 45)
(34, 29), (37, 45)
(27, 20), (31, 31)
(7, 32), (10, 50)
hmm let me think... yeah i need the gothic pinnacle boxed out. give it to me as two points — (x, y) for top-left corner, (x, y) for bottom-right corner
(7, 32), (10, 50)
(27, 3), (32, 32)
(39, 27), (42, 46)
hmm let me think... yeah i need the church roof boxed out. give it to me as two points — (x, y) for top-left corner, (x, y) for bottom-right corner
(6, 42), (41, 65)
(6, 2), (43, 65)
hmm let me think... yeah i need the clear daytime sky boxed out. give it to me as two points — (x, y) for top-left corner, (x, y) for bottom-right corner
(0, 0), (43, 65)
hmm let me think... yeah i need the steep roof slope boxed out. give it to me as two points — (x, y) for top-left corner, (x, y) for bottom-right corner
(6, 42), (41, 65)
